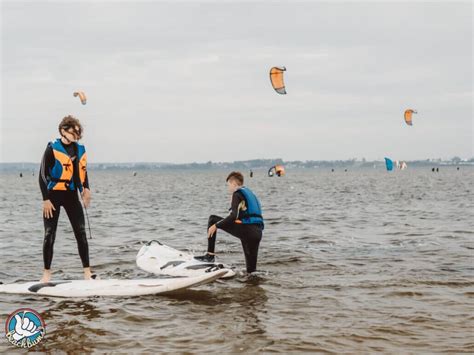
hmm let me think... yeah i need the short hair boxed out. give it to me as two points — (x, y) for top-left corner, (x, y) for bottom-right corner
(226, 171), (244, 185)
(59, 115), (83, 139)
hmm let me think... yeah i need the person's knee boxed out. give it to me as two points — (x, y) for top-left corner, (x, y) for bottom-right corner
(208, 215), (221, 225)
(73, 223), (87, 238)
(208, 215), (218, 222)
(43, 227), (56, 243)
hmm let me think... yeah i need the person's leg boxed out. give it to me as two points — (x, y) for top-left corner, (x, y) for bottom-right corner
(240, 226), (262, 273)
(207, 215), (224, 254)
(63, 192), (92, 279)
(217, 223), (263, 273)
(41, 198), (61, 282)
(195, 215), (223, 262)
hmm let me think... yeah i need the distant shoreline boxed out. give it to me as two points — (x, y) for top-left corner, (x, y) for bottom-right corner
(1, 158), (472, 172)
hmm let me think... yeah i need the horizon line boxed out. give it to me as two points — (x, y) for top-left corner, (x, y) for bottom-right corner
(1, 157), (472, 165)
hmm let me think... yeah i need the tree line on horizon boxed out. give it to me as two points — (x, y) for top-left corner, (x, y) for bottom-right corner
(1, 157), (473, 172)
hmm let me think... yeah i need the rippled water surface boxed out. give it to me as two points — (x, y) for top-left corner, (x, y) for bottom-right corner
(0, 168), (473, 353)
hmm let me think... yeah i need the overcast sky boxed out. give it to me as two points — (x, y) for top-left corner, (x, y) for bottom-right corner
(1, 0), (472, 163)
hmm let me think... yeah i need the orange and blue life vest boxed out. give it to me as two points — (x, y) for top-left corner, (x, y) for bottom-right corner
(235, 187), (264, 229)
(47, 139), (87, 192)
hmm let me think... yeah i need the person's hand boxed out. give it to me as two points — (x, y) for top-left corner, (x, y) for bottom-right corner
(208, 224), (217, 238)
(12, 312), (41, 341)
(43, 200), (56, 219)
(81, 188), (91, 208)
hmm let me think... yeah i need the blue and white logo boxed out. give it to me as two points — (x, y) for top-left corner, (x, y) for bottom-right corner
(5, 308), (45, 348)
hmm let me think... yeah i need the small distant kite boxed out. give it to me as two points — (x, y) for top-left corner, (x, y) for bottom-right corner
(404, 109), (417, 126)
(384, 158), (393, 171)
(73, 91), (87, 105)
(269, 67), (287, 95)
(268, 165), (285, 177)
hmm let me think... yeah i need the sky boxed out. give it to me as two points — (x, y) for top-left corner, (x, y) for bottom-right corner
(1, 0), (472, 163)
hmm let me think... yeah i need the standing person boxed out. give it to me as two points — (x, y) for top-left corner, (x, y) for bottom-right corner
(39, 115), (93, 282)
(195, 171), (264, 274)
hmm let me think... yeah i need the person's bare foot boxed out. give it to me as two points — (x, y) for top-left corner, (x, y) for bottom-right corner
(40, 269), (51, 283)
(83, 267), (93, 280)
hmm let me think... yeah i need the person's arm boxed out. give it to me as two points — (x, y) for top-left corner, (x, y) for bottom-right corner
(215, 191), (244, 229)
(39, 144), (55, 201)
(83, 171), (89, 190)
(81, 170), (91, 208)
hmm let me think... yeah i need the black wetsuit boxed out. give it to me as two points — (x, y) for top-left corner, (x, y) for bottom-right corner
(208, 190), (263, 273)
(39, 141), (90, 270)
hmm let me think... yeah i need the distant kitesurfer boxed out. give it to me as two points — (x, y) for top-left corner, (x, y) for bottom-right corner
(195, 171), (264, 274)
(38, 115), (93, 283)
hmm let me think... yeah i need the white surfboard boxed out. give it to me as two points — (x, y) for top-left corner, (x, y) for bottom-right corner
(136, 240), (235, 278)
(0, 270), (226, 298)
